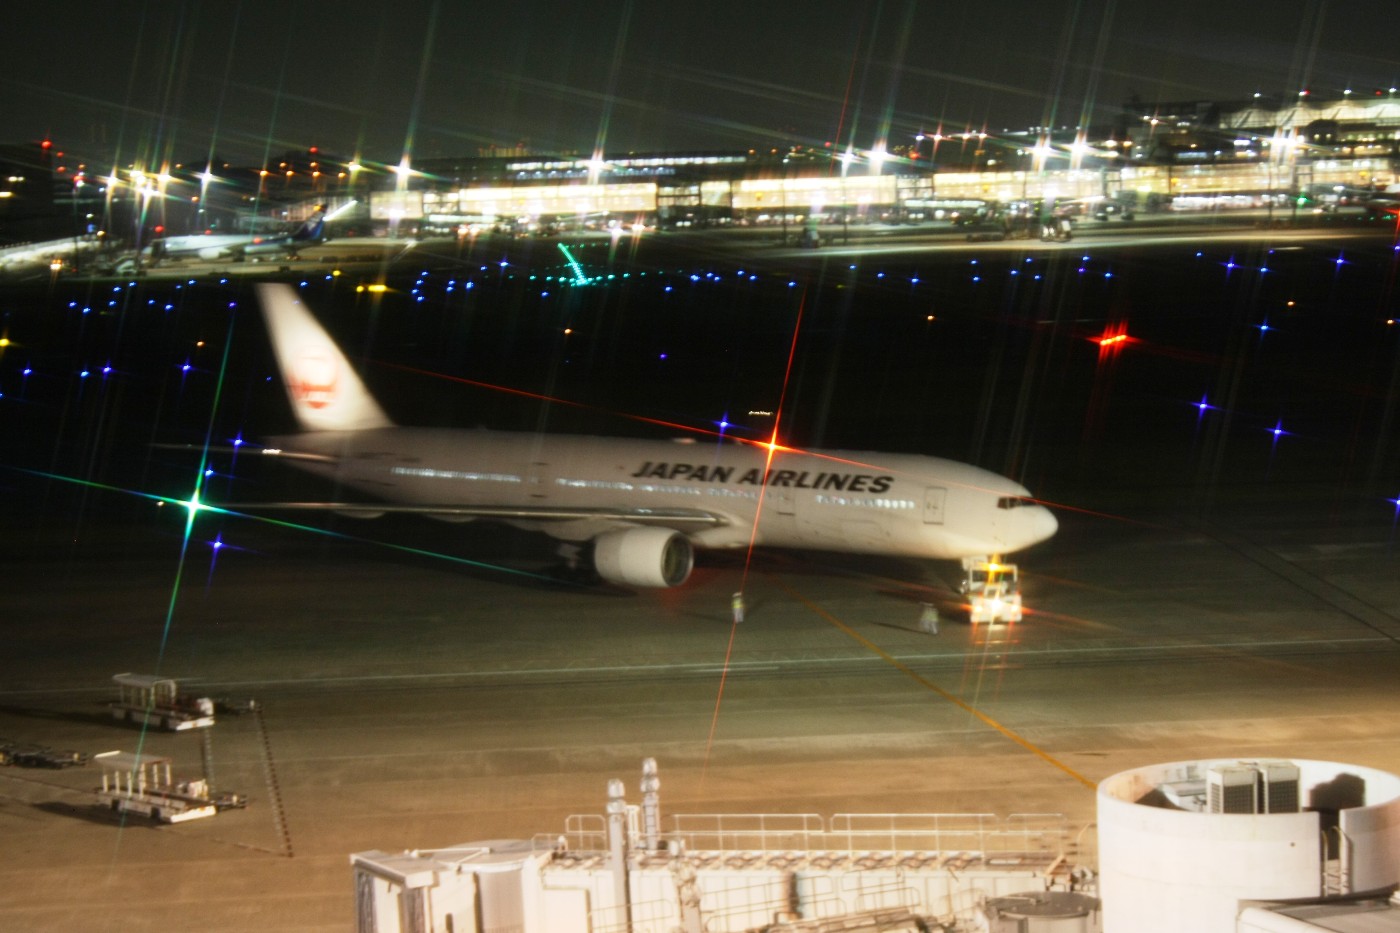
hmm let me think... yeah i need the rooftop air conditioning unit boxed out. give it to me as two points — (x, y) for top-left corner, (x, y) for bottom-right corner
(1208, 764), (1259, 814)
(1256, 760), (1300, 814)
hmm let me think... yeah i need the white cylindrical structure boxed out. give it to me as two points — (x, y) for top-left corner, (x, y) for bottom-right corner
(607, 778), (631, 930)
(1098, 759), (1400, 933)
(641, 757), (661, 853)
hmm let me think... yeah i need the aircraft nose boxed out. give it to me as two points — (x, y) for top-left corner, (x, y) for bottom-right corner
(1028, 504), (1058, 545)
(1012, 503), (1058, 549)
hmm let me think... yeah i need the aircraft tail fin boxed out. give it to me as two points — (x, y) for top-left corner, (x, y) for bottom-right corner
(255, 283), (394, 432)
(294, 205), (327, 242)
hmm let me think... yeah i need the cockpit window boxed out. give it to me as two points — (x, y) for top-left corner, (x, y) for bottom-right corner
(997, 496), (1036, 509)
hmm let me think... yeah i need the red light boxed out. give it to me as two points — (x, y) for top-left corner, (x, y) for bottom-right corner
(1093, 325), (1131, 359)
(154, 225), (165, 234)
(40, 139), (51, 149)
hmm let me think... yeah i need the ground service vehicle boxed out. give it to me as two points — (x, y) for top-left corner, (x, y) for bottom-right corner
(0, 741), (88, 768)
(965, 561), (1023, 624)
(93, 751), (232, 823)
(1093, 200), (1135, 221)
(109, 673), (215, 731)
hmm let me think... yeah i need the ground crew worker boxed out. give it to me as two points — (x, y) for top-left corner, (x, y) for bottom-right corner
(919, 602), (939, 634)
(731, 591), (745, 625)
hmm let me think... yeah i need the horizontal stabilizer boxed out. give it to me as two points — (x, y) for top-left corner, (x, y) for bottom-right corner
(151, 442), (339, 464)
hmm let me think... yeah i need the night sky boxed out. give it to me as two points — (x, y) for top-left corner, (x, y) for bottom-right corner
(3, 0), (1395, 168)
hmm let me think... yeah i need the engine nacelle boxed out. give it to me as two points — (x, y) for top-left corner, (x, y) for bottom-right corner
(592, 527), (694, 588)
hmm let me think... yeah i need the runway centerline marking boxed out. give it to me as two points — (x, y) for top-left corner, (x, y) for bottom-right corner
(770, 575), (1098, 791)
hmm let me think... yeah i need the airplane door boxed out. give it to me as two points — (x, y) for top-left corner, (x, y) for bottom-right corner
(773, 489), (796, 516)
(529, 461), (550, 499)
(923, 487), (946, 524)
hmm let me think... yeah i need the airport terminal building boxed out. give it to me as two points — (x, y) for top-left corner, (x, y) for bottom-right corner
(359, 94), (1400, 234)
(7, 93), (1400, 247)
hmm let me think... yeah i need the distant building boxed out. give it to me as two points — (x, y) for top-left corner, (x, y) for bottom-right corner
(1125, 94), (1400, 167)
(0, 141), (54, 223)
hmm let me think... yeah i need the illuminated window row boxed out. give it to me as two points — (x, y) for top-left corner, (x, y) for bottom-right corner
(554, 478), (758, 501)
(556, 478), (636, 491)
(814, 495), (916, 510)
(391, 467), (522, 483)
(503, 155), (747, 173)
(384, 161), (1372, 221)
(635, 483), (704, 497)
(706, 487), (758, 501)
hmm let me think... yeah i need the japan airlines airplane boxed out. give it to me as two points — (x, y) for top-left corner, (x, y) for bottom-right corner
(149, 206), (326, 263)
(247, 283), (1057, 588)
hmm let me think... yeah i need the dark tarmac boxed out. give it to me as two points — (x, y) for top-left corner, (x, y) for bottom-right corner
(2, 220), (1399, 931)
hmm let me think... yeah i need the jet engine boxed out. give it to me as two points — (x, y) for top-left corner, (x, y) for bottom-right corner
(592, 527), (694, 588)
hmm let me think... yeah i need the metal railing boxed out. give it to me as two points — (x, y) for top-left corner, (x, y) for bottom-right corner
(543, 810), (1069, 863)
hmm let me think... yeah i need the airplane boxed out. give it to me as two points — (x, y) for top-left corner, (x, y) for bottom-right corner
(147, 206), (326, 263)
(237, 283), (1058, 590)
(1360, 193), (1400, 219)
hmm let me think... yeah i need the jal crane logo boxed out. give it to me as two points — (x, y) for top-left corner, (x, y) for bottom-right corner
(290, 346), (338, 410)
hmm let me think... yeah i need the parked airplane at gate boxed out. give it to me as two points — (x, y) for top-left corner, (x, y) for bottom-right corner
(243, 283), (1057, 588)
(149, 206), (326, 263)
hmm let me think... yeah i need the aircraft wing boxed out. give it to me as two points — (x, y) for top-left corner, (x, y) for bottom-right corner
(215, 500), (729, 526)
(161, 443), (728, 525)
(152, 443), (343, 465)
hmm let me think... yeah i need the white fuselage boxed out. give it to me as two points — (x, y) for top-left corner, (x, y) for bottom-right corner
(152, 234), (298, 261)
(269, 427), (1058, 560)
